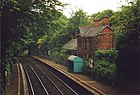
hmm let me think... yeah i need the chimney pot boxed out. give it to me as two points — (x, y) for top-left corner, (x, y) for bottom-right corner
(94, 19), (100, 27)
(103, 16), (109, 25)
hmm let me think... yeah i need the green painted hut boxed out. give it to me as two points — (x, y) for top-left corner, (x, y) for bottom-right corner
(68, 55), (83, 73)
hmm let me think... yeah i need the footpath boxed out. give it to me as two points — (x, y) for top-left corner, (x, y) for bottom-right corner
(32, 56), (124, 95)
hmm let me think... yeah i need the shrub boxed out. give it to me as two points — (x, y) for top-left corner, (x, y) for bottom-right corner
(83, 59), (91, 69)
(50, 49), (68, 65)
(95, 49), (117, 63)
(94, 50), (117, 80)
(94, 60), (116, 79)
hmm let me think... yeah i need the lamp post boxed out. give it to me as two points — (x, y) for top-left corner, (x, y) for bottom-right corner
(89, 63), (93, 80)
(48, 49), (51, 60)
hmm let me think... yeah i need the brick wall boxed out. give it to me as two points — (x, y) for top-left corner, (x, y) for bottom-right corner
(94, 28), (113, 50)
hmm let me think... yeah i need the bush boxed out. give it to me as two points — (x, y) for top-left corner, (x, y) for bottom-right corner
(94, 50), (117, 80)
(83, 58), (94, 69)
(50, 49), (68, 65)
(94, 60), (116, 79)
(95, 49), (117, 63)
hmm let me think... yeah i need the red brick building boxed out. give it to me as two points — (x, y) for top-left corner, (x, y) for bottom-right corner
(62, 17), (114, 58)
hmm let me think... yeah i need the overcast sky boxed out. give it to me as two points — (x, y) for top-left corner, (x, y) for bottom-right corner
(59, 0), (128, 17)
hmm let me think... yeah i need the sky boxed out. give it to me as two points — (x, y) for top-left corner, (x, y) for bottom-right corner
(59, 0), (128, 17)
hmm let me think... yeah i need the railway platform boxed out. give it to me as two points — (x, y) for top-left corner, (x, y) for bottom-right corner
(32, 56), (123, 95)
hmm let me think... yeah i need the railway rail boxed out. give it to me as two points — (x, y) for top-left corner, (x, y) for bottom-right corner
(20, 58), (49, 95)
(18, 57), (95, 95)
(27, 57), (78, 95)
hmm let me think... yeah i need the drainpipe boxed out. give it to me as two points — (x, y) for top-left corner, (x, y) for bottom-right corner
(96, 51), (99, 80)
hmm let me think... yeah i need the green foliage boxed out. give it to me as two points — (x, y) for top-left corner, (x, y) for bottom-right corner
(83, 59), (91, 69)
(92, 9), (114, 20)
(50, 49), (68, 65)
(95, 50), (117, 63)
(94, 60), (116, 79)
(1, 0), (65, 56)
(66, 9), (92, 39)
(91, 9), (118, 27)
(94, 50), (117, 79)
(1, 0), (65, 90)
(109, 11), (121, 26)
(37, 15), (69, 56)
(115, 0), (140, 85)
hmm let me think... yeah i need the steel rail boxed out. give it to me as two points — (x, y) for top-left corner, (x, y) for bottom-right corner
(30, 62), (65, 95)
(26, 63), (50, 95)
(17, 64), (21, 95)
(22, 63), (35, 95)
(39, 62), (79, 95)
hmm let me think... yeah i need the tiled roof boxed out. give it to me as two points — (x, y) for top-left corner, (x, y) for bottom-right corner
(61, 39), (77, 50)
(78, 25), (112, 37)
(78, 26), (91, 36)
(84, 27), (103, 37)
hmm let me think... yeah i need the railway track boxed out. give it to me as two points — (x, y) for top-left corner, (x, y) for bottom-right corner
(27, 57), (78, 95)
(18, 57), (94, 95)
(16, 63), (29, 95)
(20, 58), (49, 95)
(31, 57), (95, 95)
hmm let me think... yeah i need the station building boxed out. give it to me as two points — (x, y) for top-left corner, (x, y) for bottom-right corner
(62, 16), (114, 59)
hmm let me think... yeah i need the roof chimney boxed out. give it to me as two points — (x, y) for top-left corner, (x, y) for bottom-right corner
(103, 16), (109, 25)
(94, 19), (100, 27)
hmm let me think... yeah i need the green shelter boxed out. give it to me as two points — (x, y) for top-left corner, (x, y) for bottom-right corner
(68, 55), (83, 73)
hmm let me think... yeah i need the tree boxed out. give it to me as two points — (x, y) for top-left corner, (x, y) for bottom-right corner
(66, 9), (92, 40)
(39, 15), (68, 54)
(1, 0), (64, 91)
(115, 0), (140, 88)
(92, 9), (114, 20)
